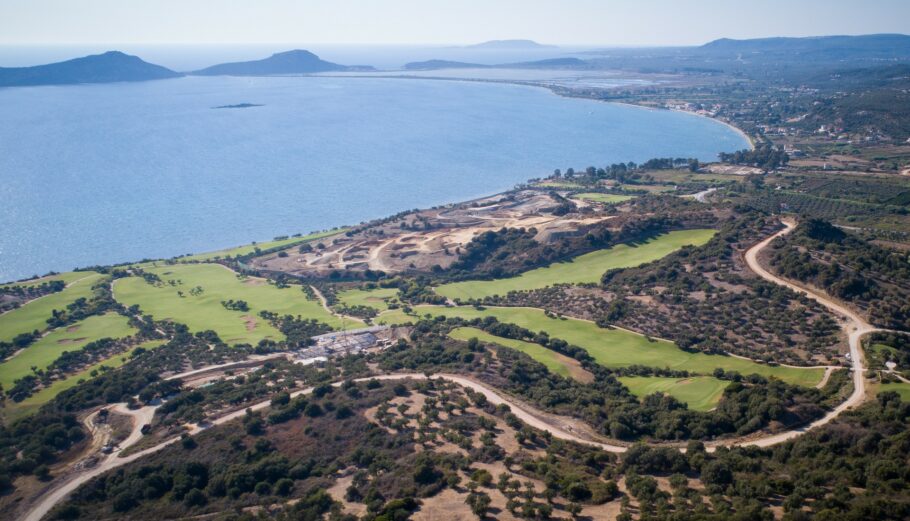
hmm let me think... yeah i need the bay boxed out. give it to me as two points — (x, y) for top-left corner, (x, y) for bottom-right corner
(0, 76), (748, 281)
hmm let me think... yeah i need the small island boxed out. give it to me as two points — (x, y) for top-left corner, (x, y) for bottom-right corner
(212, 103), (264, 109)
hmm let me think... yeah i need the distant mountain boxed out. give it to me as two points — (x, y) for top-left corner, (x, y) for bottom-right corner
(466, 39), (556, 49)
(403, 57), (589, 71)
(403, 60), (488, 70)
(0, 51), (180, 87)
(193, 50), (373, 76)
(699, 34), (910, 58)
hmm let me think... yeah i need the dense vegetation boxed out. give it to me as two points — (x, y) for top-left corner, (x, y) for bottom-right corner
(768, 219), (910, 329)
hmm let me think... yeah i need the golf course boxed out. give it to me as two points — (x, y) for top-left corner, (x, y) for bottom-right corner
(449, 326), (593, 383)
(0, 312), (136, 391)
(435, 229), (717, 300)
(618, 376), (730, 412)
(379, 305), (825, 387)
(336, 287), (399, 312)
(113, 263), (355, 344)
(0, 272), (105, 342)
(177, 229), (345, 262)
(570, 192), (635, 204)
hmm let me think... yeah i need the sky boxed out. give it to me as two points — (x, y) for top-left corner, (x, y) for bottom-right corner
(0, 0), (908, 47)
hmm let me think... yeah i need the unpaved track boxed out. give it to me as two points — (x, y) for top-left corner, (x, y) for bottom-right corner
(739, 219), (885, 447)
(20, 222), (903, 520)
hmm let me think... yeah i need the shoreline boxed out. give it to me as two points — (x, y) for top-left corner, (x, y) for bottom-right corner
(0, 73), (753, 284)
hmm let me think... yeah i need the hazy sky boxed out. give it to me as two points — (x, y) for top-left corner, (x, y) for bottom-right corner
(1, 0), (908, 46)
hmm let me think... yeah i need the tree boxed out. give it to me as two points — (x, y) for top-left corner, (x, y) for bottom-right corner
(466, 491), (491, 518)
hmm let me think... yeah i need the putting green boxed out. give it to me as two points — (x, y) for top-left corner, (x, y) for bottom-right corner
(378, 305), (824, 387)
(449, 327), (592, 382)
(435, 229), (717, 301)
(0, 312), (136, 390)
(879, 382), (910, 401)
(336, 287), (399, 312)
(1, 339), (165, 422)
(179, 229), (346, 262)
(0, 272), (105, 342)
(618, 376), (729, 412)
(114, 264), (356, 344)
(571, 193), (635, 204)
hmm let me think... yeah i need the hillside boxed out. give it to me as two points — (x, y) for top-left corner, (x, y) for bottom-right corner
(0, 51), (180, 87)
(192, 49), (372, 76)
(699, 33), (910, 59)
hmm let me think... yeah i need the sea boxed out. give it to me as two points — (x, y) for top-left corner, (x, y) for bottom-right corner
(0, 57), (749, 282)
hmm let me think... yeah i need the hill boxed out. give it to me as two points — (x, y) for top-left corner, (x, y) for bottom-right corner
(699, 34), (910, 59)
(403, 57), (589, 71)
(0, 51), (180, 87)
(193, 49), (373, 76)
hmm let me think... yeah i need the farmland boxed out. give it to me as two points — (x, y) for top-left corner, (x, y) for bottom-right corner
(435, 229), (717, 300)
(618, 375), (730, 412)
(113, 264), (354, 344)
(0, 312), (135, 390)
(0, 272), (105, 342)
(379, 305), (825, 386)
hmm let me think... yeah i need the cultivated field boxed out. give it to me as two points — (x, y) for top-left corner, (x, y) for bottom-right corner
(618, 375), (730, 411)
(0, 312), (135, 390)
(379, 305), (825, 386)
(113, 264), (353, 344)
(0, 272), (104, 342)
(336, 287), (399, 312)
(448, 326), (593, 383)
(570, 192), (635, 204)
(435, 229), (717, 301)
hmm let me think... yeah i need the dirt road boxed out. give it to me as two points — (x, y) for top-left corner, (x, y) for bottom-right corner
(18, 222), (900, 520)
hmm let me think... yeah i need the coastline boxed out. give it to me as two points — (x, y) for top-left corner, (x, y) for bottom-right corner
(0, 73), (752, 283)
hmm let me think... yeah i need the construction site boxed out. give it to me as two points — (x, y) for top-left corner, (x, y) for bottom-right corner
(250, 189), (617, 277)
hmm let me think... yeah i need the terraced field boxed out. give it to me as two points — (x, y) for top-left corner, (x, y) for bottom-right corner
(0, 272), (105, 342)
(114, 264), (354, 344)
(379, 305), (824, 386)
(618, 376), (730, 411)
(448, 327), (593, 382)
(435, 229), (717, 300)
(0, 312), (136, 390)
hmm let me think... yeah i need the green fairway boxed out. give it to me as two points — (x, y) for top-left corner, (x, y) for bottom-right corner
(435, 229), (717, 301)
(179, 229), (346, 262)
(378, 305), (824, 386)
(0, 271), (97, 289)
(449, 327), (592, 382)
(336, 287), (399, 312)
(114, 264), (356, 344)
(1, 339), (165, 422)
(0, 272), (105, 342)
(0, 312), (136, 390)
(879, 382), (910, 402)
(618, 376), (729, 412)
(571, 193), (635, 204)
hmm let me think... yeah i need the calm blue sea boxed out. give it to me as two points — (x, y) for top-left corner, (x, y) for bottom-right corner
(0, 76), (748, 282)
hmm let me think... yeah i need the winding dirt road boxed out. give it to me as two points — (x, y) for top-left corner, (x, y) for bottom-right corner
(18, 220), (900, 521)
